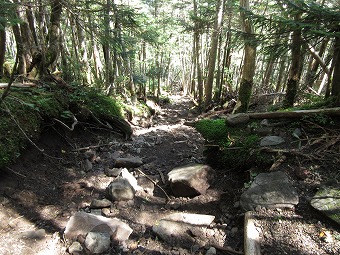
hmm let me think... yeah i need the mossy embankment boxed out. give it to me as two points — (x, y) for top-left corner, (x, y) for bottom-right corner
(0, 84), (137, 169)
(194, 119), (270, 170)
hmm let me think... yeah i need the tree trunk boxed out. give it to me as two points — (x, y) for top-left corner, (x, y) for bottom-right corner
(12, 24), (26, 75)
(304, 38), (329, 90)
(275, 57), (286, 93)
(330, 33), (340, 104)
(193, 0), (203, 109)
(234, 0), (256, 113)
(205, 0), (224, 109)
(0, 26), (5, 78)
(45, 0), (62, 71)
(283, 13), (302, 108)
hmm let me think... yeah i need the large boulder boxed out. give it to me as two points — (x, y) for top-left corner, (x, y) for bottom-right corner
(167, 164), (214, 197)
(310, 185), (340, 225)
(240, 171), (299, 210)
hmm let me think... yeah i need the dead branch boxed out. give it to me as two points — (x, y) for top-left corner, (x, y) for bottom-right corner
(53, 115), (78, 131)
(210, 243), (244, 255)
(71, 143), (113, 152)
(135, 168), (171, 202)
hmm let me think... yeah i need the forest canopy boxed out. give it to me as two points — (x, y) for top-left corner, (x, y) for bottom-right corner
(0, 0), (340, 111)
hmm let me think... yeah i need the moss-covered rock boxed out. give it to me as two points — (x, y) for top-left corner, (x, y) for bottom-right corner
(194, 119), (264, 169)
(311, 185), (340, 225)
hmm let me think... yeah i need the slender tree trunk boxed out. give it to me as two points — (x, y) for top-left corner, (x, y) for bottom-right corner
(234, 0), (257, 113)
(275, 57), (286, 92)
(205, 0), (224, 108)
(330, 34), (340, 104)
(0, 26), (5, 78)
(12, 24), (26, 75)
(193, 0), (203, 108)
(76, 17), (91, 84)
(283, 13), (302, 108)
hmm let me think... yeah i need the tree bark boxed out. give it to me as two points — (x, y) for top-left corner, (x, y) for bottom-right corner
(193, 0), (203, 109)
(234, 0), (257, 113)
(0, 26), (5, 78)
(330, 33), (340, 104)
(283, 13), (302, 108)
(205, 0), (224, 109)
(45, 0), (62, 71)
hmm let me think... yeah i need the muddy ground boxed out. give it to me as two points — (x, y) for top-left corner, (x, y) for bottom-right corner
(0, 94), (339, 254)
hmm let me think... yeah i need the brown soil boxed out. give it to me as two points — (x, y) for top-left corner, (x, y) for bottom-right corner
(0, 94), (339, 255)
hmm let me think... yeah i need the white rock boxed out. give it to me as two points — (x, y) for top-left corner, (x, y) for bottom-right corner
(162, 212), (215, 226)
(64, 211), (132, 242)
(120, 168), (142, 191)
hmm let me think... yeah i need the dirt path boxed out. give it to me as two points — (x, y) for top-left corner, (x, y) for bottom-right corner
(0, 95), (244, 254)
(1, 94), (339, 255)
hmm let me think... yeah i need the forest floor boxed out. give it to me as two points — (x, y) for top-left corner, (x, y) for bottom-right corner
(0, 94), (339, 255)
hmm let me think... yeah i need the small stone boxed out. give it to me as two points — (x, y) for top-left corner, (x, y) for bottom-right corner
(84, 159), (93, 172)
(105, 167), (122, 177)
(85, 232), (111, 254)
(231, 227), (238, 235)
(206, 247), (216, 255)
(101, 208), (111, 217)
(260, 136), (285, 146)
(292, 128), (302, 139)
(21, 229), (46, 239)
(68, 241), (83, 255)
(106, 177), (135, 201)
(90, 198), (112, 209)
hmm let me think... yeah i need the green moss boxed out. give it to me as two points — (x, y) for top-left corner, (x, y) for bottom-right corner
(0, 84), (127, 169)
(70, 87), (124, 119)
(195, 119), (263, 169)
(195, 119), (229, 143)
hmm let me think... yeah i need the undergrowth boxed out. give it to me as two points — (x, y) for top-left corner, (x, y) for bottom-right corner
(0, 84), (127, 169)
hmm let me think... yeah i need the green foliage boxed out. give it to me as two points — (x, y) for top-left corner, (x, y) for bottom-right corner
(195, 119), (264, 169)
(302, 113), (334, 126)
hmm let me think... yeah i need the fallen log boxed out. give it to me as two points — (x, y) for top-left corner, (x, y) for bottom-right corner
(0, 83), (37, 89)
(247, 107), (340, 119)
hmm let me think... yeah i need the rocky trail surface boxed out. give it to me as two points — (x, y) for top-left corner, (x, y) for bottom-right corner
(0, 94), (340, 255)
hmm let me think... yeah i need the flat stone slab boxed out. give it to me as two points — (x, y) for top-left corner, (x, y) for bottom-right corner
(310, 185), (340, 225)
(152, 220), (217, 248)
(167, 164), (214, 197)
(64, 212), (132, 242)
(240, 171), (299, 211)
(162, 212), (215, 226)
(260, 136), (285, 146)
